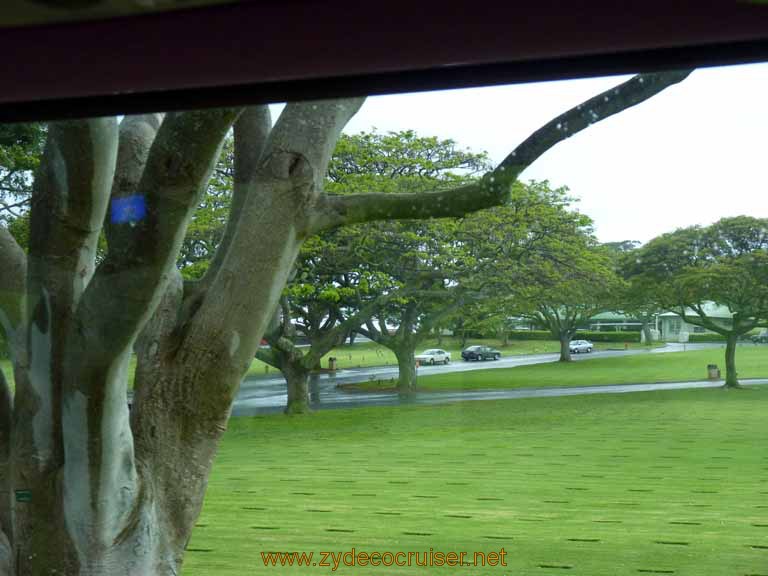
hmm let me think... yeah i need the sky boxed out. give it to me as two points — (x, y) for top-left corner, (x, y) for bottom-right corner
(330, 61), (768, 244)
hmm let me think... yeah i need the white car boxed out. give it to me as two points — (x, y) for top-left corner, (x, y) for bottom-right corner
(569, 339), (593, 354)
(415, 349), (451, 365)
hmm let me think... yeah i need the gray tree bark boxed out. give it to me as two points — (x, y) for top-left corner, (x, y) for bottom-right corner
(283, 364), (311, 414)
(395, 346), (417, 394)
(559, 335), (572, 362)
(641, 320), (653, 345)
(724, 333), (740, 388)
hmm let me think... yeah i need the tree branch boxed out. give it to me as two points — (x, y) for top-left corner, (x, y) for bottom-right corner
(0, 226), (26, 338)
(104, 114), (164, 248)
(255, 346), (281, 369)
(183, 98), (364, 384)
(78, 108), (241, 360)
(417, 298), (463, 337)
(28, 118), (118, 304)
(131, 268), (184, 410)
(0, 197), (31, 218)
(675, 305), (728, 335)
(55, 110), (239, 549)
(198, 106), (272, 291)
(308, 70), (692, 233)
(497, 70), (692, 174)
(309, 177), (506, 232)
(12, 118), (118, 478)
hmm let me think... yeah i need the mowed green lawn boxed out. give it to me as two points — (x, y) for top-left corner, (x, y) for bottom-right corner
(247, 339), (658, 375)
(185, 387), (768, 576)
(0, 339), (659, 387)
(345, 345), (768, 391)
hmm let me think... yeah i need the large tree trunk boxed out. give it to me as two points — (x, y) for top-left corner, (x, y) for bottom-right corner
(724, 334), (740, 388)
(283, 363), (311, 414)
(559, 336), (572, 362)
(309, 373), (321, 404)
(13, 358), (184, 576)
(395, 347), (417, 394)
(127, 275), (229, 576)
(642, 321), (653, 345)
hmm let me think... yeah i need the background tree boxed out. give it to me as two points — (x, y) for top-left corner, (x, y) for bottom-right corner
(255, 229), (393, 413)
(351, 217), (468, 392)
(603, 240), (660, 343)
(0, 71), (689, 574)
(627, 216), (768, 387)
(514, 227), (623, 362)
(0, 123), (45, 224)
(618, 274), (662, 344)
(177, 135), (235, 279)
(257, 129), (489, 401)
(324, 130), (489, 393)
(455, 180), (596, 345)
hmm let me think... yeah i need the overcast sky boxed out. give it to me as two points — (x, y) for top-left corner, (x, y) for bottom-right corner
(334, 61), (768, 244)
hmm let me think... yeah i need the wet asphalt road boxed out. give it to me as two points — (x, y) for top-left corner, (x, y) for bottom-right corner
(230, 342), (764, 416)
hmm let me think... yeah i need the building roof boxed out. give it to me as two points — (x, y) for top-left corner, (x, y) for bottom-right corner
(658, 302), (734, 319)
(590, 311), (636, 321)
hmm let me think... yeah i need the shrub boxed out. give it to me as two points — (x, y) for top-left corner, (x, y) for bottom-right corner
(575, 330), (641, 343)
(688, 333), (727, 342)
(506, 330), (553, 341)
(506, 329), (641, 343)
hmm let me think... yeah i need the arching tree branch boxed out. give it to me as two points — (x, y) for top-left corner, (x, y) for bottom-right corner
(308, 70), (692, 233)
(199, 105), (272, 292)
(79, 107), (241, 358)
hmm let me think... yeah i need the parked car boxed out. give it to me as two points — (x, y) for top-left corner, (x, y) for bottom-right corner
(415, 349), (451, 365)
(461, 345), (501, 361)
(569, 339), (593, 354)
(751, 330), (768, 344)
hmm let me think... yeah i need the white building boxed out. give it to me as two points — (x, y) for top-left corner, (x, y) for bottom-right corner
(657, 303), (734, 342)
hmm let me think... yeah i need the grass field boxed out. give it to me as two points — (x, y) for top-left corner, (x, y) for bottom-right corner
(184, 386), (768, 576)
(0, 339), (660, 387)
(3, 344), (761, 395)
(247, 338), (659, 375)
(345, 345), (768, 391)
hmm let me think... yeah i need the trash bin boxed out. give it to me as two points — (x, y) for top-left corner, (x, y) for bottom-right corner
(328, 357), (337, 371)
(707, 364), (720, 380)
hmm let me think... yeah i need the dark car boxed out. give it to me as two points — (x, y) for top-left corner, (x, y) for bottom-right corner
(461, 345), (501, 361)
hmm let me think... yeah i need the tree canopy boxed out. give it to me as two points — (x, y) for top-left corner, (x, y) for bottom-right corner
(513, 220), (621, 361)
(627, 216), (768, 387)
